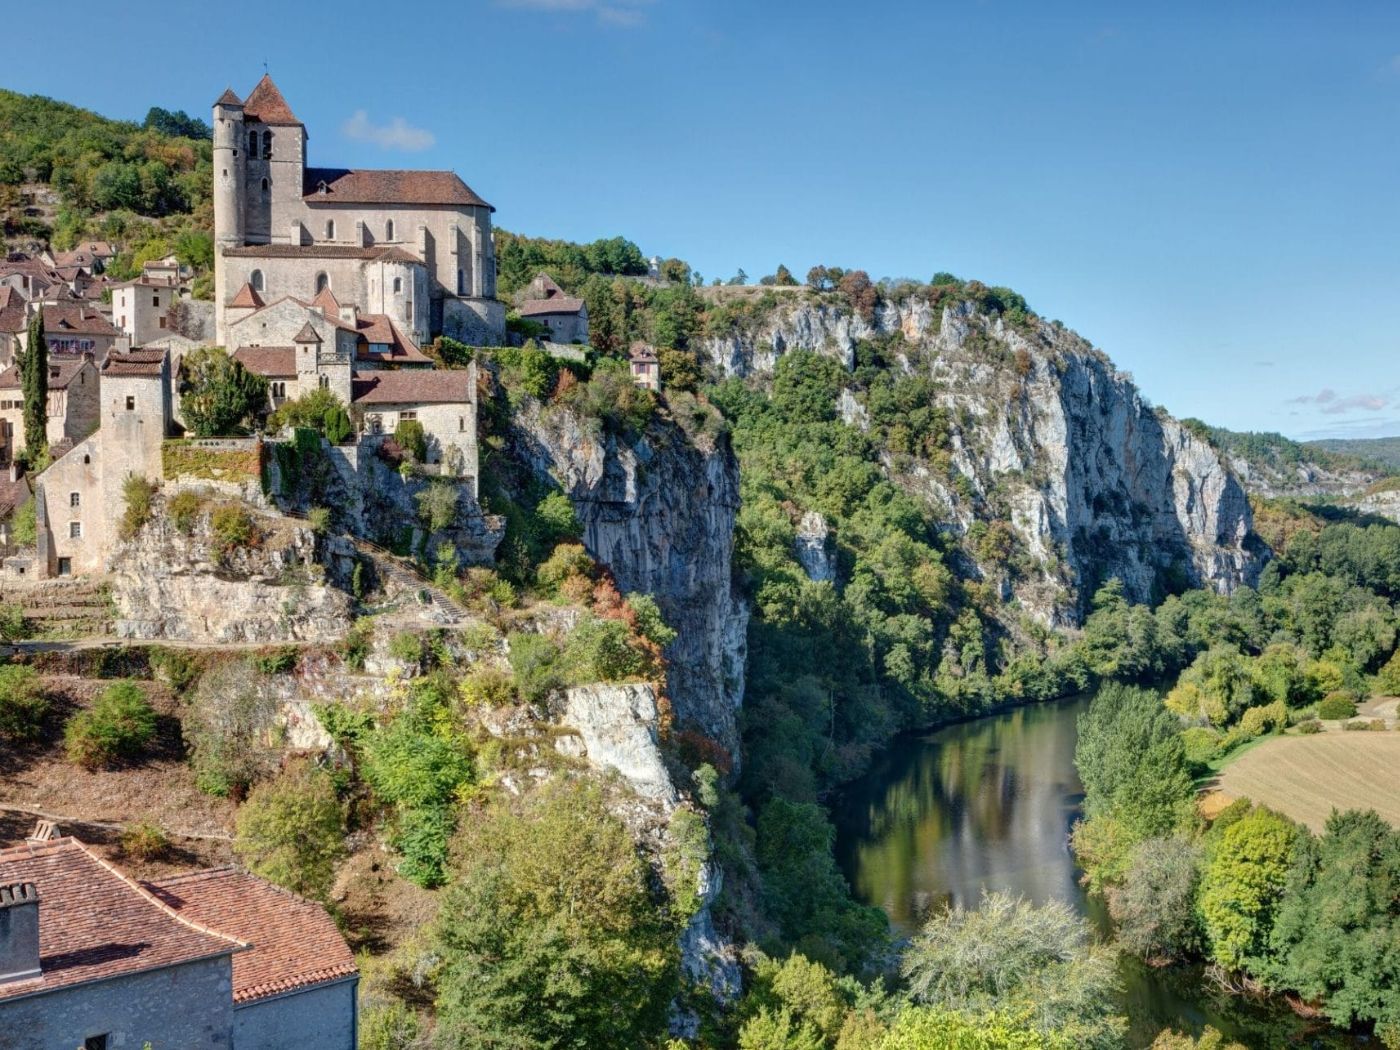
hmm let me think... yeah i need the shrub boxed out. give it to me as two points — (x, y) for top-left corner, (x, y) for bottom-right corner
(119, 474), (156, 540)
(388, 631), (425, 667)
(415, 482), (458, 532)
(1180, 726), (1220, 767)
(1297, 718), (1323, 735)
(395, 419), (427, 462)
(535, 491), (580, 542)
(11, 500), (36, 547)
(120, 820), (169, 861)
(0, 665), (48, 740)
(536, 542), (594, 594)
(306, 505), (331, 534)
(149, 647), (204, 692)
(234, 761), (346, 900)
(458, 666), (516, 708)
(210, 504), (258, 551)
(253, 646), (298, 676)
(179, 347), (268, 436)
(185, 660), (279, 798)
(508, 632), (564, 704)
(64, 681), (157, 770)
(0, 604), (27, 641)
(1317, 693), (1357, 720)
(627, 593), (677, 649)
(322, 404), (353, 445)
(167, 490), (202, 533)
(340, 619), (373, 671)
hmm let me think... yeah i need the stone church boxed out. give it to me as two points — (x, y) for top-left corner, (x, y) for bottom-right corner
(212, 76), (503, 351)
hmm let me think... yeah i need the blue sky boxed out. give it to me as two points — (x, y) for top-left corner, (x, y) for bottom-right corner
(8, 1), (1400, 439)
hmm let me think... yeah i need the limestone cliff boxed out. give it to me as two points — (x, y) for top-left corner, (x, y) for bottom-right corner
(509, 399), (747, 760)
(703, 294), (1261, 624)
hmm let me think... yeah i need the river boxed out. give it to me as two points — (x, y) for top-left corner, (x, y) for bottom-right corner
(831, 694), (1358, 1049)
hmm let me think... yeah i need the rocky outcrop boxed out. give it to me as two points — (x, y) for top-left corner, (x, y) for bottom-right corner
(794, 510), (837, 583)
(556, 683), (677, 804)
(109, 506), (354, 642)
(701, 295), (1261, 624)
(510, 400), (747, 761)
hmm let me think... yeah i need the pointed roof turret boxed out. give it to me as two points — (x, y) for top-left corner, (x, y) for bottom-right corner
(229, 282), (265, 309)
(242, 75), (301, 125)
(293, 322), (322, 344)
(214, 87), (243, 108)
(310, 285), (341, 315)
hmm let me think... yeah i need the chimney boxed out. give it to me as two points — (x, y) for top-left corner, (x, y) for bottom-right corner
(0, 883), (40, 986)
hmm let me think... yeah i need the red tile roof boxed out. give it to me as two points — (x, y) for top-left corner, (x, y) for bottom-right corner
(304, 168), (492, 210)
(102, 350), (166, 377)
(353, 368), (472, 405)
(293, 322), (321, 344)
(229, 282), (265, 310)
(144, 868), (356, 1003)
(0, 838), (244, 1002)
(214, 87), (243, 107)
(242, 75), (301, 125)
(355, 316), (431, 365)
(518, 296), (585, 317)
(233, 346), (297, 378)
(0, 471), (31, 518)
(0, 356), (92, 391)
(0, 287), (25, 334)
(310, 286), (342, 316)
(41, 304), (118, 337)
(629, 341), (658, 363)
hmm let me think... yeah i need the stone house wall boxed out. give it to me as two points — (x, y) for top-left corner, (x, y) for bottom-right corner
(0, 953), (234, 1050)
(112, 283), (176, 347)
(232, 977), (357, 1050)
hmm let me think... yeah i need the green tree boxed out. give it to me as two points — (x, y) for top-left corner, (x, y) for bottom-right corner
(64, 681), (157, 770)
(1108, 836), (1203, 962)
(234, 761), (346, 901)
(1270, 809), (1400, 1032)
(432, 781), (679, 1049)
(1199, 806), (1299, 973)
(901, 891), (1124, 1050)
(179, 348), (267, 436)
(877, 1007), (1071, 1050)
(184, 659), (279, 797)
(20, 311), (47, 461)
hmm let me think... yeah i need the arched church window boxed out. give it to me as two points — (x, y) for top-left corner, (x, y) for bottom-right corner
(248, 130), (258, 154)
(250, 269), (264, 292)
(315, 273), (329, 293)
(385, 220), (395, 241)
(262, 130), (273, 159)
(325, 220), (335, 240)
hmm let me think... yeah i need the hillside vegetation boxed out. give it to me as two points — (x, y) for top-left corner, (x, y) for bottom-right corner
(0, 89), (214, 289)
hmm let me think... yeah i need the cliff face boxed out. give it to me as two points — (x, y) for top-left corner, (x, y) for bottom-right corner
(703, 295), (1260, 625)
(510, 401), (747, 760)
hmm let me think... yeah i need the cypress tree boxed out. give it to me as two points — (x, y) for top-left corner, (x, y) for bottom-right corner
(20, 310), (47, 462)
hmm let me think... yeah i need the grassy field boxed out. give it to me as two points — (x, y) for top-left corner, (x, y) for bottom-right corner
(1213, 732), (1400, 832)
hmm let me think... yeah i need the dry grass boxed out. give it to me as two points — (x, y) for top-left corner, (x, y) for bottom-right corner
(1213, 733), (1400, 832)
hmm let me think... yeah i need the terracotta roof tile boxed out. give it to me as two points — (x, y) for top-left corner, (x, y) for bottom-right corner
(242, 75), (300, 125)
(0, 356), (92, 391)
(518, 296), (585, 317)
(293, 322), (322, 344)
(233, 346), (297, 377)
(0, 472), (31, 518)
(102, 350), (166, 377)
(304, 168), (492, 210)
(144, 869), (356, 1003)
(215, 87), (243, 107)
(0, 838), (243, 1002)
(629, 341), (658, 363)
(229, 282), (265, 310)
(41, 304), (118, 337)
(0, 287), (26, 333)
(355, 316), (431, 365)
(353, 368), (472, 405)
(310, 286), (342, 315)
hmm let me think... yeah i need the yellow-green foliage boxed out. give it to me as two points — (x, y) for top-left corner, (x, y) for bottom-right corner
(166, 490), (202, 534)
(162, 440), (261, 481)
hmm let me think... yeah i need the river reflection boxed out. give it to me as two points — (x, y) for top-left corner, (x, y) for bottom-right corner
(831, 694), (1360, 1049)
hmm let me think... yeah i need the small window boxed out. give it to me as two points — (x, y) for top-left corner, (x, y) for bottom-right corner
(385, 220), (395, 241)
(399, 410), (417, 422)
(325, 220), (335, 240)
(152, 295), (159, 308)
(69, 521), (82, 539)
(457, 269), (466, 295)
(392, 277), (402, 294)
(318, 375), (329, 390)
(261, 177), (269, 196)
(315, 273), (329, 293)
(459, 416), (465, 432)
(56, 558), (69, 577)
(250, 269), (264, 292)
(248, 130), (258, 154)
(84, 1037), (109, 1050)
(125, 396), (135, 411)
(69, 492), (80, 508)
(159, 317), (167, 329)
(83, 454), (90, 465)
(262, 129), (273, 159)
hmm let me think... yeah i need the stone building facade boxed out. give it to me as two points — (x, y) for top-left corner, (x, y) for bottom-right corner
(212, 76), (503, 350)
(517, 273), (588, 345)
(0, 354), (100, 463)
(111, 275), (180, 347)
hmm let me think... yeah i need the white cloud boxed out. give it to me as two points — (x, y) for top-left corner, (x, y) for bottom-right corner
(497, 0), (654, 27)
(1288, 387), (1391, 415)
(341, 111), (435, 152)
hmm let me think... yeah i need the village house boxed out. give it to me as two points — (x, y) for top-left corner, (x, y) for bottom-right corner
(629, 341), (660, 392)
(30, 304), (124, 361)
(353, 366), (479, 489)
(0, 354), (100, 465)
(0, 288), (26, 368)
(0, 828), (357, 1049)
(516, 273), (588, 345)
(112, 274), (180, 347)
(212, 76), (503, 351)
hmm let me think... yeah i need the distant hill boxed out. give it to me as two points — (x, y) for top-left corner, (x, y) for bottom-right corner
(1180, 420), (1390, 499)
(1308, 436), (1400, 473)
